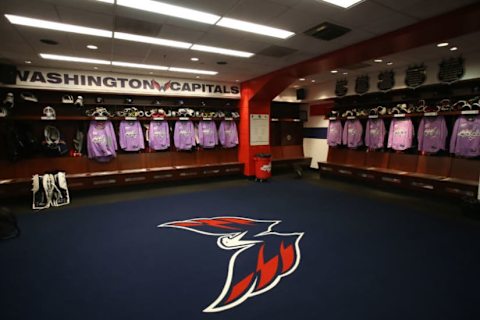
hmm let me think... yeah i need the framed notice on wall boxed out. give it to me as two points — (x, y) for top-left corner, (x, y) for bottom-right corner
(250, 114), (269, 146)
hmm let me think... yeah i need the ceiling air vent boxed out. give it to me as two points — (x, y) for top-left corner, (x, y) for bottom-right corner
(344, 62), (371, 70)
(257, 45), (297, 58)
(115, 16), (162, 36)
(304, 22), (351, 41)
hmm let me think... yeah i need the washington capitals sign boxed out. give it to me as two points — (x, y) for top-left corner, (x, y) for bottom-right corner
(13, 67), (240, 98)
(159, 217), (304, 312)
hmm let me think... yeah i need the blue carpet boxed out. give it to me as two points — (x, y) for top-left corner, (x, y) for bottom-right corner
(1, 180), (479, 320)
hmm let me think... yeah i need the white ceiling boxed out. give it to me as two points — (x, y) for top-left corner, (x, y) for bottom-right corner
(0, 0), (478, 83)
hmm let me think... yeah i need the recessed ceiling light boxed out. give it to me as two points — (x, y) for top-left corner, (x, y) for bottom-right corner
(114, 32), (192, 49)
(450, 46), (458, 51)
(39, 53), (110, 65)
(169, 67), (217, 75)
(5, 14), (112, 38)
(386, 62), (393, 65)
(190, 57), (199, 61)
(299, 78), (305, 81)
(293, 85), (299, 88)
(191, 44), (254, 58)
(112, 61), (169, 71)
(437, 42), (449, 47)
(196, 76), (200, 78)
(342, 72), (348, 75)
(114, 0), (220, 24)
(235, 80), (239, 82)
(87, 45), (98, 50)
(331, 70), (338, 74)
(24, 60), (32, 64)
(216, 17), (294, 39)
(311, 80), (316, 83)
(93, 67), (98, 70)
(374, 59), (383, 63)
(320, 0), (365, 9)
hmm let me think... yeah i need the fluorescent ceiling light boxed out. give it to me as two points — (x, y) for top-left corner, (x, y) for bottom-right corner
(320, 0), (365, 9)
(5, 14), (112, 38)
(112, 61), (168, 70)
(97, 0), (114, 3)
(87, 45), (98, 50)
(169, 67), (217, 75)
(114, 32), (192, 49)
(216, 17), (294, 39)
(330, 70), (338, 74)
(40, 53), (110, 65)
(437, 42), (449, 47)
(450, 47), (458, 51)
(191, 44), (253, 58)
(115, 0), (220, 24)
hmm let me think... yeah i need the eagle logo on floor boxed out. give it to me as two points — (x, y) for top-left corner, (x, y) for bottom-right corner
(159, 217), (304, 312)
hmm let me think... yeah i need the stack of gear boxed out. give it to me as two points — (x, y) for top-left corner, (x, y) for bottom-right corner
(5, 124), (38, 162)
(177, 108), (195, 117)
(119, 120), (145, 151)
(218, 120), (239, 148)
(86, 107), (114, 117)
(20, 92), (38, 102)
(87, 120), (118, 162)
(116, 107), (144, 117)
(1, 92), (14, 116)
(32, 172), (70, 210)
(72, 128), (84, 157)
(196, 120), (218, 148)
(43, 106), (56, 118)
(42, 125), (69, 156)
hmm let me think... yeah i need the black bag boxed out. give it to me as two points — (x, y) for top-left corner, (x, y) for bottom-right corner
(0, 207), (20, 240)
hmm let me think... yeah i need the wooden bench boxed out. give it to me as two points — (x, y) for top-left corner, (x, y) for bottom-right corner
(271, 145), (312, 170)
(318, 148), (479, 199)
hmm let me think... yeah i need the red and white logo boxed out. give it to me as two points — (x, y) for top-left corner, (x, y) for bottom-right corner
(159, 217), (304, 312)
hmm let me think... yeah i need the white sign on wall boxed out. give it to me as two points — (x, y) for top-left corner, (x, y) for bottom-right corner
(7, 67), (240, 98)
(250, 114), (269, 146)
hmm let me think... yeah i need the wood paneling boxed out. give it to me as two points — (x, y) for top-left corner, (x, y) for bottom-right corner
(450, 158), (480, 181)
(388, 153), (418, 172)
(365, 151), (389, 168)
(417, 155), (451, 177)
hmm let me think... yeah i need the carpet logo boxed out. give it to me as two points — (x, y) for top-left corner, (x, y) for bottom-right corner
(159, 217), (304, 312)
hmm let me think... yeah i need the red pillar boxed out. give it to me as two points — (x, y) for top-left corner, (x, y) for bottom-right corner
(239, 84), (271, 176)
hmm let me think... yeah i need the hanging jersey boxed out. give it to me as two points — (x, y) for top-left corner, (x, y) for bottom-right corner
(365, 118), (386, 149)
(197, 121), (218, 148)
(218, 121), (239, 148)
(327, 120), (342, 147)
(174, 120), (195, 150)
(388, 118), (414, 151)
(342, 119), (363, 148)
(418, 116), (448, 153)
(87, 120), (118, 162)
(449, 115), (480, 157)
(149, 121), (170, 151)
(119, 120), (145, 151)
